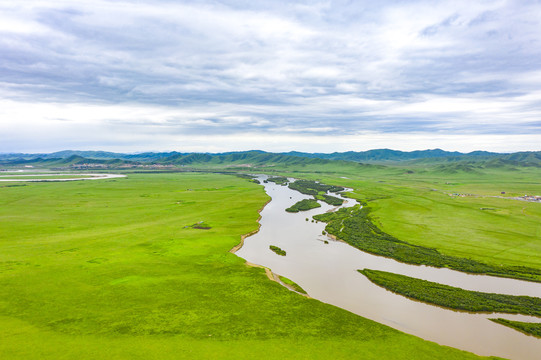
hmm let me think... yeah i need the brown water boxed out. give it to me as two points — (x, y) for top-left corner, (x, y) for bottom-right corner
(235, 176), (541, 360)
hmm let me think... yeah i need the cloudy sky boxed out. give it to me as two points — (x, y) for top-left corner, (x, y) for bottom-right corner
(1, 0), (540, 153)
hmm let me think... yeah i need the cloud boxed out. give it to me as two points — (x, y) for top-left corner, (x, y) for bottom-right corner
(0, 0), (540, 152)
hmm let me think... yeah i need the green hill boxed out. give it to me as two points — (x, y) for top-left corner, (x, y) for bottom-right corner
(2, 150), (540, 169)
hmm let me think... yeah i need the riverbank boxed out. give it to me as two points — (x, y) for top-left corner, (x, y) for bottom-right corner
(230, 198), (271, 254)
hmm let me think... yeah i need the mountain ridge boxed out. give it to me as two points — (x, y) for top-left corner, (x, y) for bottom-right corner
(1, 149), (540, 168)
(0, 148), (505, 161)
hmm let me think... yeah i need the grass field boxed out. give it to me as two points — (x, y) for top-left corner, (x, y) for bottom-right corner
(354, 168), (541, 271)
(0, 172), (486, 359)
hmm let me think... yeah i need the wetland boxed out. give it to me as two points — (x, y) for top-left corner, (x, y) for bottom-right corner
(235, 175), (541, 360)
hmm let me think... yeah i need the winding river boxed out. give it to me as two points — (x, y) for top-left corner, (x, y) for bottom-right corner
(235, 175), (541, 360)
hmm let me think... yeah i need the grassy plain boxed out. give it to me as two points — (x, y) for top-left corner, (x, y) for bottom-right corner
(0, 172), (484, 359)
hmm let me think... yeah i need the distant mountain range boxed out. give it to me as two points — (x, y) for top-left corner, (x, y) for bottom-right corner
(282, 149), (502, 162)
(1, 149), (540, 167)
(0, 150), (183, 162)
(0, 148), (503, 161)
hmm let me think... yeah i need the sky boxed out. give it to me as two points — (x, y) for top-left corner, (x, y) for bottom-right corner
(1, 0), (540, 154)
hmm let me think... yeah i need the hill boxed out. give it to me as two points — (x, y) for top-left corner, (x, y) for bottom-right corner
(1, 149), (540, 169)
(283, 149), (504, 162)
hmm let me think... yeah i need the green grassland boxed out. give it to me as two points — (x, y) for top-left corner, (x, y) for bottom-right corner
(353, 168), (541, 271)
(0, 172), (485, 359)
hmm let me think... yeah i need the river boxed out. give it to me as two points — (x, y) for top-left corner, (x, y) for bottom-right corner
(235, 175), (541, 360)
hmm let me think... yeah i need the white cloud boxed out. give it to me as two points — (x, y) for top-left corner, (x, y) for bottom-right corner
(0, 0), (540, 153)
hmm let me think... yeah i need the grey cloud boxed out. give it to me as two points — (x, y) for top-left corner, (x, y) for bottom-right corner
(1, 0), (540, 152)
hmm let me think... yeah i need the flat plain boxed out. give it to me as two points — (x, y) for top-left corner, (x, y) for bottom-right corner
(0, 172), (486, 359)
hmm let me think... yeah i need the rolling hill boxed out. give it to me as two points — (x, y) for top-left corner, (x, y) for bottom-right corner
(1, 149), (540, 169)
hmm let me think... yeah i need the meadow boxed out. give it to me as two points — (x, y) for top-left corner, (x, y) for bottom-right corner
(0, 172), (485, 359)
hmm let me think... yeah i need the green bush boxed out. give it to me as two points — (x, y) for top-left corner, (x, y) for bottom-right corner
(490, 318), (541, 337)
(360, 269), (541, 316)
(321, 194), (343, 206)
(288, 180), (344, 196)
(270, 245), (286, 256)
(286, 199), (321, 213)
(267, 176), (289, 185)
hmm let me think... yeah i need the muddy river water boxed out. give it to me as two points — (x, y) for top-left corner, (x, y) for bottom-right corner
(235, 175), (541, 360)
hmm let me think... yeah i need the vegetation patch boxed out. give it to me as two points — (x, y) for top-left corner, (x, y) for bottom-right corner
(86, 258), (108, 264)
(285, 199), (321, 213)
(233, 173), (259, 184)
(314, 205), (541, 282)
(185, 221), (212, 230)
(359, 269), (541, 316)
(320, 194), (344, 206)
(278, 275), (307, 294)
(267, 176), (289, 185)
(288, 180), (344, 196)
(490, 318), (541, 338)
(234, 173), (256, 179)
(287, 179), (343, 207)
(270, 245), (286, 256)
